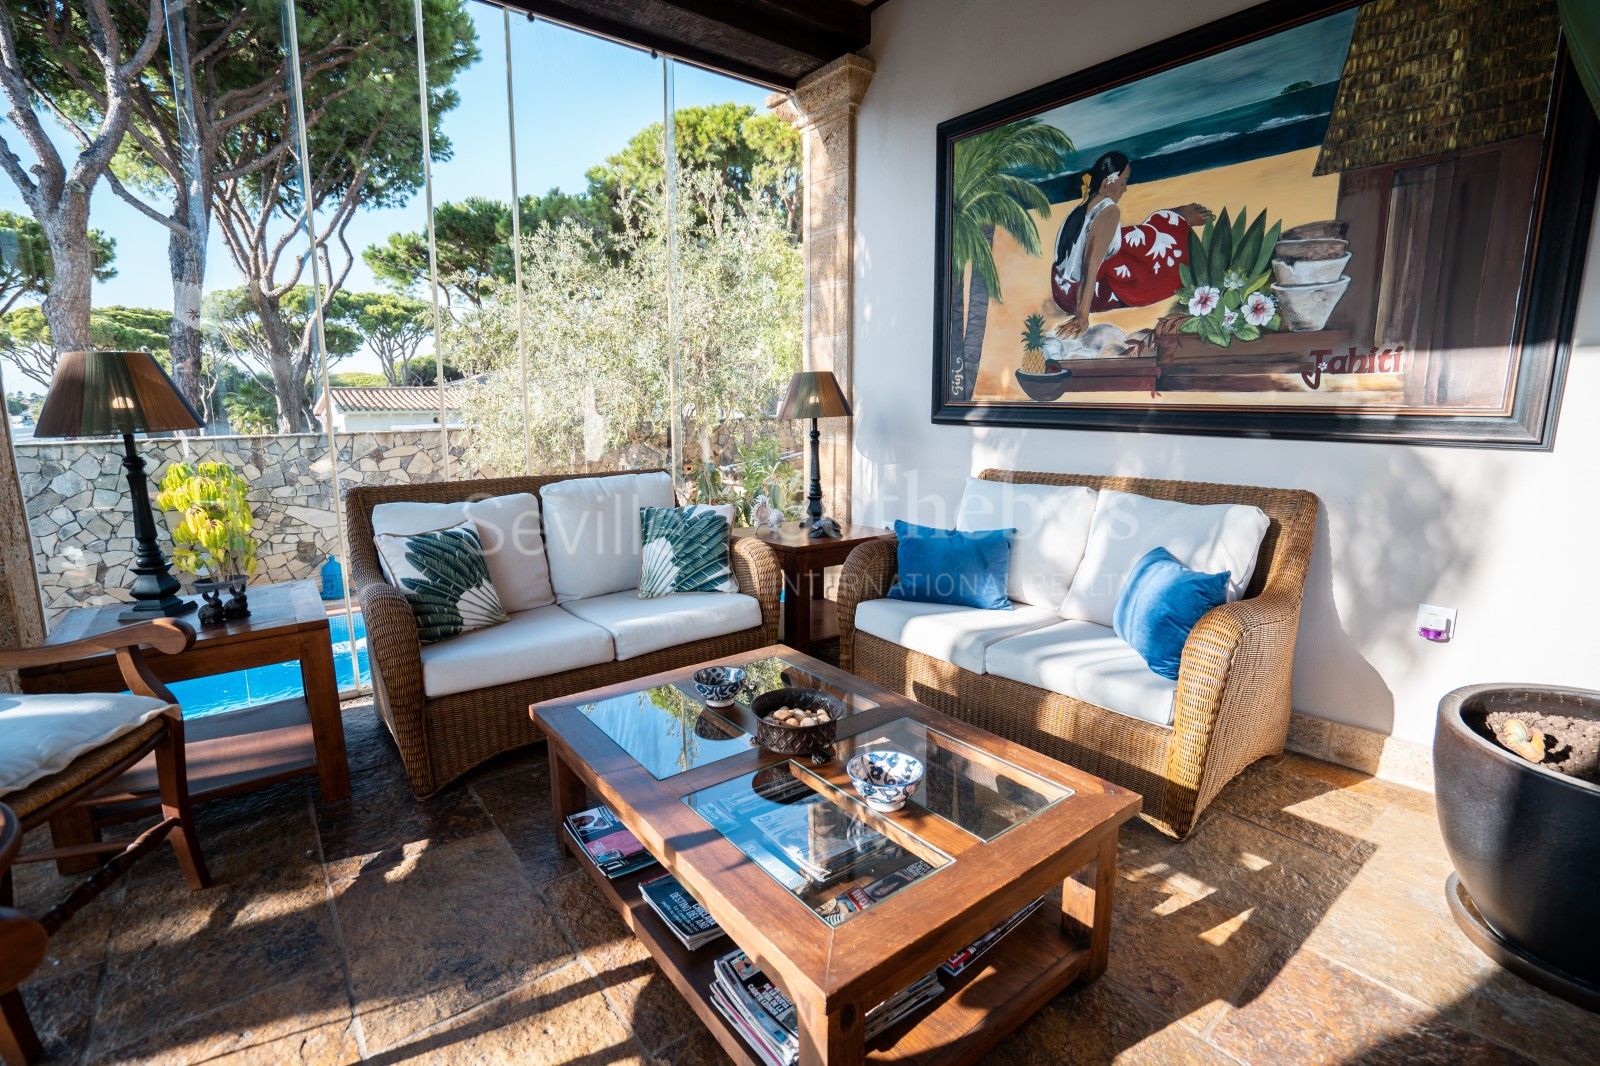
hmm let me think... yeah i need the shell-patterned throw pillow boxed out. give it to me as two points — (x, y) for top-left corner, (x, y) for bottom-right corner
(374, 521), (508, 644)
(638, 505), (739, 598)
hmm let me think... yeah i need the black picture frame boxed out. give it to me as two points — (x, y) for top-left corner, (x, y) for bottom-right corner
(930, 0), (1599, 449)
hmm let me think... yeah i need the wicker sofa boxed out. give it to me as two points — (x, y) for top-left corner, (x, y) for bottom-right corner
(347, 470), (780, 797)
(837, 470), (1318, 838)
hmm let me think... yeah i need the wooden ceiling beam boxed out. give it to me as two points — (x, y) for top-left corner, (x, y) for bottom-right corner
(496, 0), (874, 89)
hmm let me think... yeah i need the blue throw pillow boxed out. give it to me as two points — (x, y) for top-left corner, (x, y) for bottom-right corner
(1113, 547), (1230, 681)
(886, 520), (1013, 610)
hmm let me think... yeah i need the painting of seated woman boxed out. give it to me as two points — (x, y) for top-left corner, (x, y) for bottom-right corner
(933, 0), (1596, 447)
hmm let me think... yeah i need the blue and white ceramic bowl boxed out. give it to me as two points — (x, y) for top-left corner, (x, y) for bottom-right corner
(693, 666), (747, 707)
(845, 750), (925, 813)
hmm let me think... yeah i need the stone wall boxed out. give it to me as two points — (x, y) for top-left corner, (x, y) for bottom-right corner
(15, 431), (485, 623)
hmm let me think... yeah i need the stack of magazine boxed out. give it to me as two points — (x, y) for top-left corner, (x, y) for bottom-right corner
(710, 949), (942, 1066)
(746, 785), (893, 885)
(564, 805), (657, 879)
(940, 895), (1047, 978)
(640, 874), (724, 950)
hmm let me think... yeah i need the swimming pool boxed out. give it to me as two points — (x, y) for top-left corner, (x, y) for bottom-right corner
(168, 611), (370, 718)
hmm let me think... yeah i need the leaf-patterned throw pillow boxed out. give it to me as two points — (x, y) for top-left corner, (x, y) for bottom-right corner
(374, 522), (508, 645)
(638, 505), (738, 598)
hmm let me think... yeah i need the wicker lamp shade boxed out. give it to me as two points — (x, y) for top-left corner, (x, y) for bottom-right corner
(34, 350), (202, 439)
(777, 371), (853, 420)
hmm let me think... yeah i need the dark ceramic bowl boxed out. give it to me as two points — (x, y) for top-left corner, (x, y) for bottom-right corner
(752, 687), (842, 762)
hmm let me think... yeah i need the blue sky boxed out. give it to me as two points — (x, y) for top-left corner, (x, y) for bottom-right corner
(0, 0), (768, 383)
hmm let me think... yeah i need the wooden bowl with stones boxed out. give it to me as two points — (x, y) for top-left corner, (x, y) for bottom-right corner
(752, 687), (842, 763)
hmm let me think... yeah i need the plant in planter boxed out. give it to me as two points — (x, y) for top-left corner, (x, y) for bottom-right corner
(1171, 207), (1283, 347)
(155, 461), (258, 625)
(1435, 684), (1600, 1009)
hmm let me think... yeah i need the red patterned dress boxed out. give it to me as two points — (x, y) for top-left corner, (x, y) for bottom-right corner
(1052, 201), (1194, 314)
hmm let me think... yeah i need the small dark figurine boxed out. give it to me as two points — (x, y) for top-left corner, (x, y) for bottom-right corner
(198, 586), (227, 628)
(223, 578), (251, 621)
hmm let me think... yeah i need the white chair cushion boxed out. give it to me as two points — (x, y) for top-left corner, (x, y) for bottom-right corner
(985, 620), (1178, 728)
(419, 605), (614, 698)
(371, 492), (554, 613)
(0, 691), (170, 798)
(853, 598), (1061, 674)
(560, 589), (761, 661)
(1059, 490), (1269, 626)
(540, 472), (675, 603)
(956, 478), (1097, 608)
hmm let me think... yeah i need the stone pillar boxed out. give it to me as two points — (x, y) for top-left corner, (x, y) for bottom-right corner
(0, 411), (45, 690)
(770, 53), (873, 527)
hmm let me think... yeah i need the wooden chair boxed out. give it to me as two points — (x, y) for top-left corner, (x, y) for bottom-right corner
(0, 618), (210, 1065)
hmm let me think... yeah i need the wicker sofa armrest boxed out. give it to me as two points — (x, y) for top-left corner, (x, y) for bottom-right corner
(353, 573), (431, 785)
(837, 537), (898, 672)
(1162, 492), (1318, 833)
(731, 536), (782, 644)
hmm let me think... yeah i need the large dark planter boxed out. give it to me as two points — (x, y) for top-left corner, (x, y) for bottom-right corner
(1435, 684), (1600, 1010)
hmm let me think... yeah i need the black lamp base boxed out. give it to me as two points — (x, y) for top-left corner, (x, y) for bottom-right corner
(116, 429), (198, 624)
(117, 596), (197, 624)
(808, 516), (842, 539)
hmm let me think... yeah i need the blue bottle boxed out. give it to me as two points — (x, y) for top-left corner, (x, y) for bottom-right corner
(320, 554), (344, 600)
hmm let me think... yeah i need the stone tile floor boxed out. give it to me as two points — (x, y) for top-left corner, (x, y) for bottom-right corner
(13, 703), (1598, 1065)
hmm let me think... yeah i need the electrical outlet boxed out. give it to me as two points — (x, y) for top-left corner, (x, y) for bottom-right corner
(1417, 604), (1457, 643)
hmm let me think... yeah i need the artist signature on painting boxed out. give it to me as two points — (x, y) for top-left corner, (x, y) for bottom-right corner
(1301, 346), (1406, 390)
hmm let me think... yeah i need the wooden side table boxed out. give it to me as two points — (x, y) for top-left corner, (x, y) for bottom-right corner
(734, 524), (893, 654)
(18, 580), (352, 868)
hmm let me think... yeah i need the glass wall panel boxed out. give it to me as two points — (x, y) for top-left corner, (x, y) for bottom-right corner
(666, 60), (806, 524)
(2, 0), (807, 704)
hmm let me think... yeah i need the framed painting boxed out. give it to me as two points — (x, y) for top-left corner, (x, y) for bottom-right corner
(932, 0), (1599, 447)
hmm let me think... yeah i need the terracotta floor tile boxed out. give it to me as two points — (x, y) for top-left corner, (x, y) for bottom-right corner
(370, 961), (645, 1065)
(95, 966), (358, 1065)
(16, 964), (98, 1066)
(649, 1027), (735, 1066)
(10, 705), (1588, 1065)
(991, 977), (1238, 1065)
(315, 717), (492, 880)
(335, 830), (576, 1052)
(471, 761), (581, 887)
(90, 800), (342, 1054)
(544, 873), (702, 1054)
(1210, 947), (1532, 1066)
(1105, 875), (1283, 1032)
(1212, 758), (1386, 860)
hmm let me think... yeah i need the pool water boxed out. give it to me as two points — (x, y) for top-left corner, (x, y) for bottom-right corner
(168, 611), (370, 718)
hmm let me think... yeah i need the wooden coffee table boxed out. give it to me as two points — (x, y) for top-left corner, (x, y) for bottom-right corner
(532, 645), (1139, 1066)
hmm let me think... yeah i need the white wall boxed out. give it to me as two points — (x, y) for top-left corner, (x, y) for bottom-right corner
(851, 0), (1600, 746)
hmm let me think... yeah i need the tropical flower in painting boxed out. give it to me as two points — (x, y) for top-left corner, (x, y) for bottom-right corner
(1188, 285), (1221, 317)
(1223, 268), (1248, 290)
(1222, 310), (1239, 332)
(1243, 290), (1277, 327)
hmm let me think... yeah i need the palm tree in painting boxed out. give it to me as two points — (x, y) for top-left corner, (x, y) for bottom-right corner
(950, 119), (1074, 401)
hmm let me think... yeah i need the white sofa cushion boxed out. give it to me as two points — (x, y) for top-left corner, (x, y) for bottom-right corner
(561, 589), (761, 661)
(371, 492), (553, 612)
(0, 691), (170, 797)
(1059, 490), (1269, 626)
(956, 478), (1097, 608)
(985, 620), (1178, 728)
(419, 605), (615, 699)
(541, 472), (675, 603)
(853, 598), (1061, 674)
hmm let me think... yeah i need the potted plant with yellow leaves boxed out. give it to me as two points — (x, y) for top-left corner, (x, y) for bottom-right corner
(155, 461), (259, 626)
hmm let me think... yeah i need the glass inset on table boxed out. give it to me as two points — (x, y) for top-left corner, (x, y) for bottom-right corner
(579, 683), (752, 780)
(834, 717), (1073, 841)
(733, 656), (879, 717)
(684, 761), (951, 926)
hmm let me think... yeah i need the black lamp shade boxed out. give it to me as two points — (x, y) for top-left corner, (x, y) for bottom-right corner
(34, 350), (202, 438)
(777, 370), (853, 420)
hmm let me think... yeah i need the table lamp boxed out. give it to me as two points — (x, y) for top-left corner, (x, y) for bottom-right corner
(34, 351), (203, 621)
(777, 370), (853, 539)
